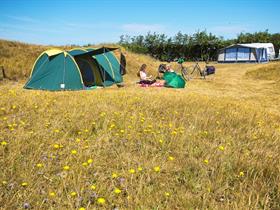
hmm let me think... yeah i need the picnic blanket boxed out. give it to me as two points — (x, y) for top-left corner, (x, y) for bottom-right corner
(140, 82), (164, 87)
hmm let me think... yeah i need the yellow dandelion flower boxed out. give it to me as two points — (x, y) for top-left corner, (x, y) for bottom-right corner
(97, 197), (105, 204)
(71, 150), (77, 155)
(49, 192), (56, 197)
(70, 192), (77, 196)
(54, 129), (60, 133)
(82, 162), (88, 167)
(21, 182), (28, 187)
(114, 188), (121, 194)
(159, 139), (163, 144)
(112, 173), (118, 178)
(137, 167), (143, 171)
(165, 192), (170, 196)
(171, 131), (177, 135)
(63, 165), (70, 170)
(120, 129), (124, 133)
(204, 159), (209, 164)
(79, 208), (86, 210)
(12, 105), (17, 109)
(78, 131), (82, 135)
(36, 163), (43, 168)
(129, 169), (135, 174)
(218, 146), (225, 151)
(239, 171), (244, 177)
(2, 181), (7, 185)
(168, 156), (175, 161)
(53, 144), (60, 149)
(1, 141), (8, 146)
(87, 159), (93, 164)
(90, 185), (96, 190)
(76, 138), (81, 143)
(84, 129), (89, 133)
(154, 166), (160, 172)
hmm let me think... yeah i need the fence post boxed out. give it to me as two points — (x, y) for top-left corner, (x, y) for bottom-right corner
(0, 66), (3, 80)
(2, 66), (6, 78)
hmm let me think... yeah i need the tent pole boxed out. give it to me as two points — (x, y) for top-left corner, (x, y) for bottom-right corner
(103, 47), (105, 87)
(63, 53), (66, 90)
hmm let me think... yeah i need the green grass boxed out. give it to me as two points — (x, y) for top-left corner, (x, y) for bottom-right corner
(1, 39), (280, 209)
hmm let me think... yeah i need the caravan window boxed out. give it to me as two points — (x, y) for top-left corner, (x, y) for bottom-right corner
(237, 47), (250, 60)
(268, 47), (274, 53)
(225, 48), (237, 61)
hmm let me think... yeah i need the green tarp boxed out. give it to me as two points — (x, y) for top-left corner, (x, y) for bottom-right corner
(163, 72), (186, 88)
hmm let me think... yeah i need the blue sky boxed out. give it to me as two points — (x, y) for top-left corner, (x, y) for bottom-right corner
(0, 0), (279, 45)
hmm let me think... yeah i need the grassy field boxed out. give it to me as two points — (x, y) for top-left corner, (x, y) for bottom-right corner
(1, 40), (280, 209)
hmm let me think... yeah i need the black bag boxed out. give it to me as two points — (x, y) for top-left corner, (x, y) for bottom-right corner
(206, 66), (215, 75)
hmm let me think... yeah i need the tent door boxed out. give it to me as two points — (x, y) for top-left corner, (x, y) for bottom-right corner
(74, 56), (103, 86)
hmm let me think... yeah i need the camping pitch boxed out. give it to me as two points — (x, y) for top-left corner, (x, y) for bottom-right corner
(24, 47), (126, 91)
(218, 43), (275, 63)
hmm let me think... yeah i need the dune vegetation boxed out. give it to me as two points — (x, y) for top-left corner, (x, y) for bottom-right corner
(245, 63), (280, 82)
(0, 40), (280, 209)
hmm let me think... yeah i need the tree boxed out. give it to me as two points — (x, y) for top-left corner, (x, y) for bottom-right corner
(119, 30), (280, 61)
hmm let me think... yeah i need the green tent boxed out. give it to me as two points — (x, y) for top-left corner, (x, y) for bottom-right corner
(24, 47), (125, 91)
(86, 48), (123, 86)
(163, 72), (186, 88)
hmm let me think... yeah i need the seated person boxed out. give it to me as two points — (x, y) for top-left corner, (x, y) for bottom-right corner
(157, 64), (167, 79)
(137, 64), (156, 84)
(166, 63), (175, 72)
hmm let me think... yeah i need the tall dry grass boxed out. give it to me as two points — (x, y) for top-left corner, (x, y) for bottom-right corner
(0, 39), (280, 209)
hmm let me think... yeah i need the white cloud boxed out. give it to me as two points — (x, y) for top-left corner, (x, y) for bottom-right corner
(5, 15), (38, 23)
(122, 23), (166, 34)
(0, 23), (62, 34)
